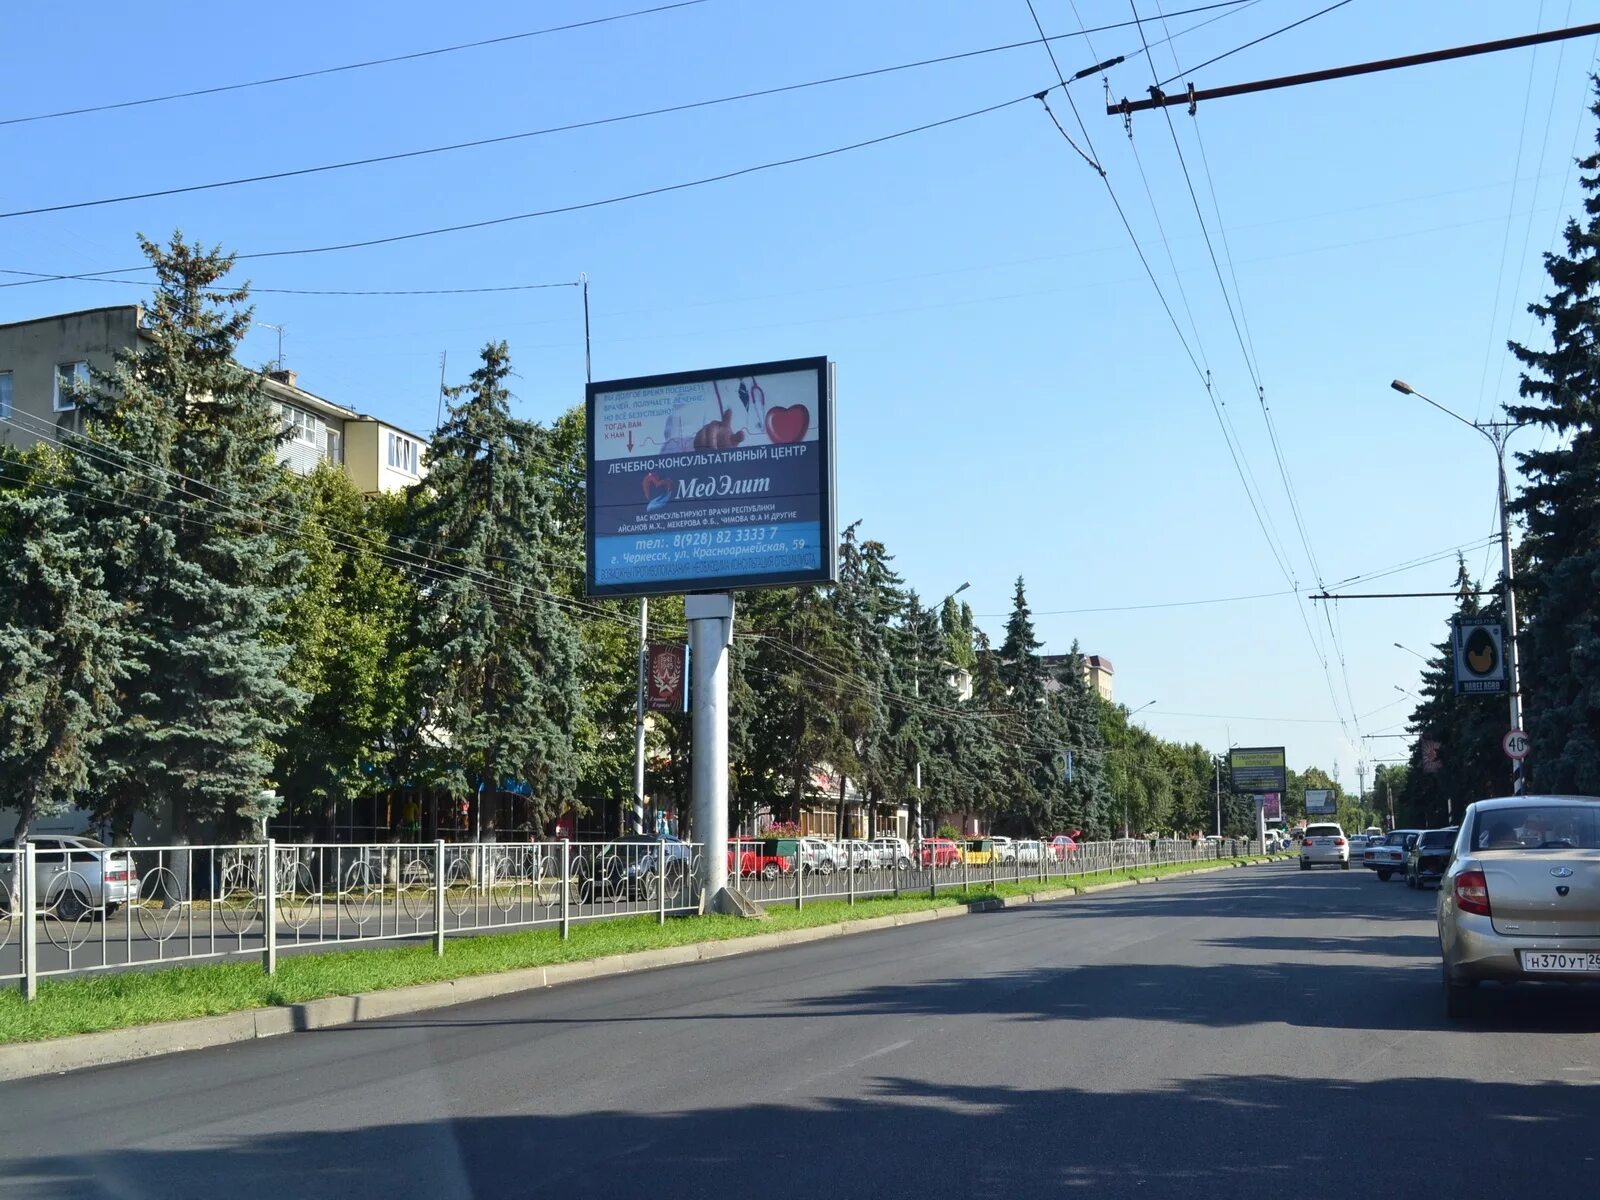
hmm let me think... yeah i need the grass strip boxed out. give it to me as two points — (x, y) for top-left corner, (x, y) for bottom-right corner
(0, 855), (1277, 1046)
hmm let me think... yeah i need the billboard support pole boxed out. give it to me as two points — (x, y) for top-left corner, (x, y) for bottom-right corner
(633, 598), (648, 835)
(688, 592), (733, 912)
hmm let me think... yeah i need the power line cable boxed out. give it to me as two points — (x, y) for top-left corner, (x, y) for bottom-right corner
(0, 269), (580, 296)
(1491, 0), (1576, 421)
(0, 89), (1050, 287)
(0, 1), (1257, 221)
(0, 1), (716, 127)
(1474, 0), (1548, 423)
(1157, 0), (1358, 88)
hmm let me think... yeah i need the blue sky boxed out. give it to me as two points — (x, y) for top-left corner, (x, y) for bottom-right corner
(4, 1), (1594, 784)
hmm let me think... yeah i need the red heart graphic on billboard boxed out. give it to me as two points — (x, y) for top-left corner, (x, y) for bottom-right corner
(641, 472), (673, 503)
(764, 404), (809, 444)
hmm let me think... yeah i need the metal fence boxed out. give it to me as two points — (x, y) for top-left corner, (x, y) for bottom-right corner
(0, 840), (702, 999)
(724, 838), (1261, 908)
(0, 835), (1265, 998)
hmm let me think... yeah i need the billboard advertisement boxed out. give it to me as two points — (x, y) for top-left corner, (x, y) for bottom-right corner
(1452, 614), (1507, 695)
(1230, 746), (1287, 794)
(586, 357), (835, 597)
(1261, 793), (1282, 822)
(644, 643), (688, 712)
(1305, 788), (1337, 815)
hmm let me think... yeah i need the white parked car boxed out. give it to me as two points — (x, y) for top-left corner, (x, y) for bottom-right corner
(1013, 839), (1044, 865)
(795, 837), (839, 874)
(990, 836), (1016, 863)
(839, 840), (886, 870)
(0, 835), (139, 919)
(1300, 823), (1350, 870)
(870, 837), (914, 870)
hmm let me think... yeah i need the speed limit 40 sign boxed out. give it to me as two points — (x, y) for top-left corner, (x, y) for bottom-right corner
(1503, 730), (1530, 761)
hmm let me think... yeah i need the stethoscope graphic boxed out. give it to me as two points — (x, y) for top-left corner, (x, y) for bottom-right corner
(712, 378), (766, 429)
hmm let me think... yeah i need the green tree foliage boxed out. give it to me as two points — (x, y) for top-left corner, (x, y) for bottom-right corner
(1506, 79), (1600, 794)
(275, 466), (416, 838)
(75, 234), (305, 841)
(0, 448), (133, 842)
(408, 342), (582, 836)
(1053, 641), (1112, 837)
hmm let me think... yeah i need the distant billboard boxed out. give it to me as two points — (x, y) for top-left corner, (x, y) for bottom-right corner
(585, 356), (836, 597)
(1305, 788), (1337, 816)
(1262, 793), (1283, 822)
(1230, 746), (1287, 794)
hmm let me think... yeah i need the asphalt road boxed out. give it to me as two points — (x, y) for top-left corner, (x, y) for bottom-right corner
(4, 862), (1599, 1199)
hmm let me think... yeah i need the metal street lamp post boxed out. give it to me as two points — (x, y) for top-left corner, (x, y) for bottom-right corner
(1121, 700), (1157, 838)
(1392, 379), (1530, 795)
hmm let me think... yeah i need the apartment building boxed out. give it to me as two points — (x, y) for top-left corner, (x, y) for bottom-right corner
(0, 305), (428, 493)
(1040, 652), (1115, 703)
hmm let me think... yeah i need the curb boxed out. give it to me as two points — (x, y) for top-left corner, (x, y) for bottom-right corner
(0, 858), (1275, 1081)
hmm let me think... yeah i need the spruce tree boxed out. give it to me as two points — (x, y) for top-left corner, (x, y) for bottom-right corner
(1054, 640), (1113, 837)
(1506, 79), (1600, 792)
(275, 467), (415, 838)
(74, 234), (305, 841)
(409, 341), (582, 837)
(0, 449), (133, 842)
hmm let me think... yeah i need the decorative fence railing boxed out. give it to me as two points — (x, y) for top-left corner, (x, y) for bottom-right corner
(723, 838), (1260, 909)
(0, 835), (1265, 998)
(0, 840), (701, 1000)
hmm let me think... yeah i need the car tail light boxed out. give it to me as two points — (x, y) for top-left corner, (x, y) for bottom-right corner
(1333, 838), (1346, 846)
(1455, 869), (1491, 916)
(105, 869), (132, 882)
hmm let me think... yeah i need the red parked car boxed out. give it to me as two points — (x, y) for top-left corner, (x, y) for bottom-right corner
(1048, 835), (1077, 862)
(729, 840), (792, 881)
(919, 837), (964, 867)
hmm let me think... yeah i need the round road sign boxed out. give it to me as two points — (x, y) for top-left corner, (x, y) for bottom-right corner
(1503, 730), (1530, 761)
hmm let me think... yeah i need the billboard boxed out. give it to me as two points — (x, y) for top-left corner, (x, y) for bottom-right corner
(586, 357), (835, 597)
(1261, 793), (1282, 822)
(1452, 614), (1507, 695)
(644, 643), (688, 712)
(1230, 746), (1287, 794)
(1305, 788), (1337, 815)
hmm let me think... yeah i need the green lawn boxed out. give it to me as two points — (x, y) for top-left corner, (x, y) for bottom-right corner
(0, 855), (1277, 1046)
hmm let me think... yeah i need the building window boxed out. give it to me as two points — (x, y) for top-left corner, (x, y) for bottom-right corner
(387, 432), (419, 475)
(0, 371), (11, 422)
(53, 361), (89, 412)
(325, 428), (343, 465)
(281, 404), (319, 446)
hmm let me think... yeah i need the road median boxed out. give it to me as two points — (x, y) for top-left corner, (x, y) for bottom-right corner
(0, 855), (1283, 1079)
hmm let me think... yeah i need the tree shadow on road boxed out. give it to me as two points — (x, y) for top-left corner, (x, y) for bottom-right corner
(1202, 933), (1440, 958)
(5, 1072), (1596, 1200)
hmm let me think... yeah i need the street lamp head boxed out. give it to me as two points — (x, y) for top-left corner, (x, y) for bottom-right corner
(952, 582), (971, 597)
(1391, 379), (1415, 396)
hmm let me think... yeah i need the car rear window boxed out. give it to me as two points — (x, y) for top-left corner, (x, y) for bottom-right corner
(1305, 825), (1341, 838)
(1418, 830), (1457, 849)
(1470, 806), (1600, 851)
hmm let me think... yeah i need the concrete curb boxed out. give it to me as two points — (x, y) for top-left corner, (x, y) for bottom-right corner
(0, 858), (1277, 1081)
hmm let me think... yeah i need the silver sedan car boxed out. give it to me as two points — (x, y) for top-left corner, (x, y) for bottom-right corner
(1438, 795), (1600, 1019)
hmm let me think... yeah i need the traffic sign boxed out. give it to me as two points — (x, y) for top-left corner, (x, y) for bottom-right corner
(1503, 730), (1530, 761)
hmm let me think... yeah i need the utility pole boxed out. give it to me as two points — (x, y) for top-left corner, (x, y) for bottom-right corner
(1109, 21), (1600, 115)
(1392, 380), (1529, 795)
(632, 600), (648, 835)
(1209, 755), (1222, 838)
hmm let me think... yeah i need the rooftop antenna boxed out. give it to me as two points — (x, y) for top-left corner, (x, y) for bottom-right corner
(257, 321), (285, 371)
(434, 351), (448, 431)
